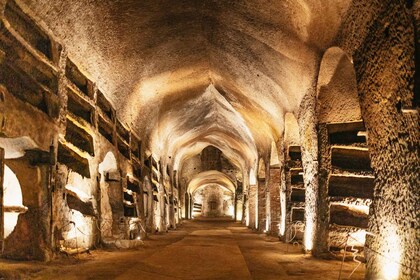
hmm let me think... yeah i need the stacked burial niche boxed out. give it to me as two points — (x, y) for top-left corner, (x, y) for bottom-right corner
(315, 47), (374, 257)
(0, 0), (61, 260)
(0, 0), (158, 258)
(281, 113), (305, 243)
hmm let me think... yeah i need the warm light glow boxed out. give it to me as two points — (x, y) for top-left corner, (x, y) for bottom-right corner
(254, 186), (258, 229)
(304, 219), (314, 251)
(3, 165), (25, 238)
(245, 200), (250, 226)
(65, 210), (94, 248)
(236, 202), (243, 221)
(279, 190), (286, 236)
(249, 169), (256, 185)
(378, 223), (401, 280)
(348, 230), (367, 247)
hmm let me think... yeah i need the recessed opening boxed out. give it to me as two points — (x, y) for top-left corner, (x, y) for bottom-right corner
(116, 120), (130, 144)
(288, 145), (301, 161)
(329, 203), (369, 228)
(0, 63), (59, 117)
(117, 136), (130, 159)
(5, 0), (52, 60)
(57, 142), (91, 178)
(97, 90), (115, 121)
(331, 146), (372, 171)
(327, 122), (366, 145)
(98, 114), (114, 144)
(65, 119), (94, 156)
(328, 174), (374, 199)
(3, 164), (28, 239)
(66, 59), (92, 98)
(67, 90), (95, 126)
(291, 188), (305, 202)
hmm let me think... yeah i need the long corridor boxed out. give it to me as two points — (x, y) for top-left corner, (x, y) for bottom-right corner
(0, 218), (365, 280)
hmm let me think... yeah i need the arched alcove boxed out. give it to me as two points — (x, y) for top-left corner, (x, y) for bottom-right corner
(317, 47), (362, 123)
(191, 184), (234, 218)
(3, 165), (27, 238)
(98, 151), (119, 238)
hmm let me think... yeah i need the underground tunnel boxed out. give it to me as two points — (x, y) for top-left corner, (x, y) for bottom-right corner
(0, 0), (419, 279)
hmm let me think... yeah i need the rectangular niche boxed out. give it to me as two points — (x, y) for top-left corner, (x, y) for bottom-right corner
(98, 114), (114, 144)
(4, 0), (53, 61)
(288, 145), (301, 161)
(328, 174), (374, 199)
(127, 177), (140, 193)
(123, 204), (136, 217)
(0, 63), (59, 118)
(291, 188), (305, 202)
(331, 146), (372, 171)
(117, 135), (130, 159)
(116, 119), (130, 144)
(65, 118), (94, 156)
(132, 162), (142, 179)
(57, 142), (90, 178)
(290, 168), (303, 186)
(66, 58), (94, 99)
(327, 121), (366, 145)
(67, 89), (95, 126)
(329, 204), (369, 228)
(97, 90), (115, 121)
(66, 189), (95, 217)
(291, 207), (304, 222)
(130, 133), (141, 160)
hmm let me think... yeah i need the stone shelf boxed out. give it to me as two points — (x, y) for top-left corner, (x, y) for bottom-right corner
(96, 90), (115, 122)
(328, 174), (374, 199)
(327, 121), (366, 145)
(67, 88), (96, 127)
(57, 140), (90, 178)
(65, 117), (94, 156)
(117, 135), (130, 159)
(291, 207), (304, 222)
(66, 58), (94, 99)
(98, 113), (115, 144)
(2, 0), (60, 65)
(288, 145), (301, 161)
(291, 188), (305, 203)
(331, 146), (371, 171)
(329, 203), (368, 228)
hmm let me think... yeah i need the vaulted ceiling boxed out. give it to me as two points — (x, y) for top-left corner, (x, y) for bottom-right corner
(25, 0), (352, 173)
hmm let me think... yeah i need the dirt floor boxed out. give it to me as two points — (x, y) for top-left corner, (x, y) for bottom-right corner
(0, 218), (365, 279)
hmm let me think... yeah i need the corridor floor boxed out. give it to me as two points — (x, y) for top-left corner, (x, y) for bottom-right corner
(0, 218), (365, 280)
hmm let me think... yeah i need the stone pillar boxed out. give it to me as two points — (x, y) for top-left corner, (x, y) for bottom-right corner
(184, 192), (189, 219)
(257, 178), (266, 231)
(248, 184), (258, 229)
(297, 90), (319, 252)
(268, 166), (281, 236)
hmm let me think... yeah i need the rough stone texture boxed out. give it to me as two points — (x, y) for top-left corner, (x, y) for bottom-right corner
(0, 1), (417, 279)
(257, 178), (266, 231)
(268, 167), (281, 236)
(3, 159), (52, 260)
(18, 0), (355, 175)
(336, 1), (419, 279)
(248, 184), (257, 230)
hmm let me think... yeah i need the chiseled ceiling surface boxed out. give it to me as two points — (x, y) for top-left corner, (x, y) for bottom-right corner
(24, 0), (351, 174)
